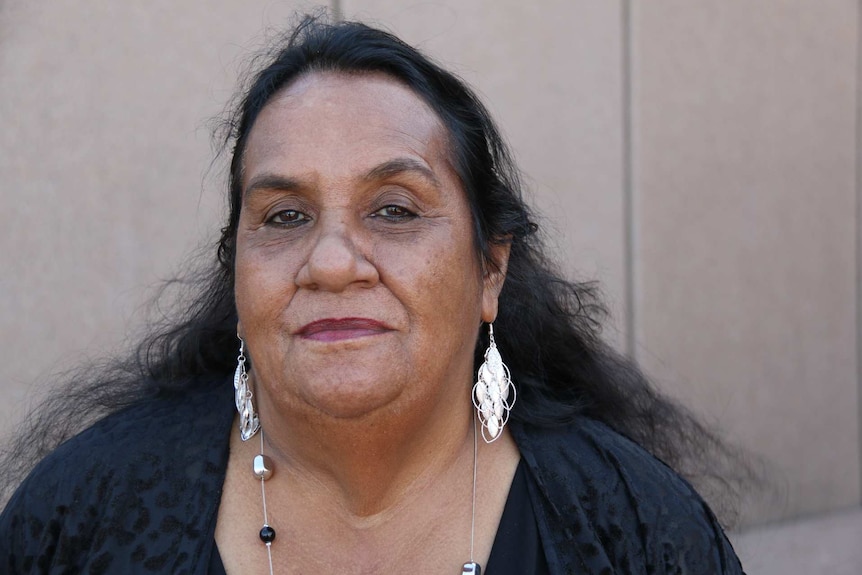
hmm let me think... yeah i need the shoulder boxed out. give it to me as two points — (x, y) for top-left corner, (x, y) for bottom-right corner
(517, 417), (702, 507)
(12, 380), (233, 502)
(513, 419), (744, 574)
(0, 379), (234, 574)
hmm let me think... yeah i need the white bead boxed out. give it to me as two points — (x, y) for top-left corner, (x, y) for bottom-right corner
(480, 401), (492, 422)
(499, 378), (510, 403)
(486, 346), (502, 371)
(487, 417), (500, 439)
(493, 399), (503, 420)
(253, 454), (273, 480)
(474, 381), (487, 405)
(489, 379), (500, 400)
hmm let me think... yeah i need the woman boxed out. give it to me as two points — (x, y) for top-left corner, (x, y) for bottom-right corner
(0, 16), (745, 574)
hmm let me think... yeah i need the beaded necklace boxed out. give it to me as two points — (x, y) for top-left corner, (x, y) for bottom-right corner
(251, 418), (482, 574)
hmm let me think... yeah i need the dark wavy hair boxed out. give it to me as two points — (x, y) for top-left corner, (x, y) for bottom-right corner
(0, 15), (753, 522)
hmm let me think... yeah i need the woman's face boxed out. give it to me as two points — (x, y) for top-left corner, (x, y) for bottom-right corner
(234, 72), (507, 422)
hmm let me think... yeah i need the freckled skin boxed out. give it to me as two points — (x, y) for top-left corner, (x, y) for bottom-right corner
(234, 72), (505, 424)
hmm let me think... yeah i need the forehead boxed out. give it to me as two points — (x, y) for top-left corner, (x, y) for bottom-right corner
(242, 72), (451, 181)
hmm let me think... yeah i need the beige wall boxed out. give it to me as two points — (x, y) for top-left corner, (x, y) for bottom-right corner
(631, 1), (859, 523)
(1, 0), (858, 528)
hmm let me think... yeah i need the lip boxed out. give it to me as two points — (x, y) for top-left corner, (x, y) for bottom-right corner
(295, 317), (394, 342)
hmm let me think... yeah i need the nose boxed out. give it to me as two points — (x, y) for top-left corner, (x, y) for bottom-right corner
(295, 215), (379, 292)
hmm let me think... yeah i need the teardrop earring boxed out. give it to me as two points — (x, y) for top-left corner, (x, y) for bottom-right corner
(472, 323), (516, 443)
(234, 336), (260, 441)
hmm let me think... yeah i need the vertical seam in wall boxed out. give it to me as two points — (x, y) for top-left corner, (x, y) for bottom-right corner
(856, 0), (862, 502)
(622, 0), (637, 362)
(332, 0), (344, 21)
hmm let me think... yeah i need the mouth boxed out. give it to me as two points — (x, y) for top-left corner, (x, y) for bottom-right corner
(295, 317), (394, 342)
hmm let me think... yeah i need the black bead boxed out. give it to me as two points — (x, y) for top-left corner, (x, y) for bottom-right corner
(259, 524), (276, 544)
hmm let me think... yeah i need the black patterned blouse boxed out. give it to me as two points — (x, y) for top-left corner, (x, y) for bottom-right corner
(0, 380), (744, 574)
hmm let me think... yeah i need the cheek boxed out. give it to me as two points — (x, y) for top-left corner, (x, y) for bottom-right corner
(381, 237), (484, 327)
(234, 246), (260, 318)
(234, 245), (298, 330)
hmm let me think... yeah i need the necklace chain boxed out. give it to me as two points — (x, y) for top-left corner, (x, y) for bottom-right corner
(253, 417), (481, 574)
(258, 431), (274, 575)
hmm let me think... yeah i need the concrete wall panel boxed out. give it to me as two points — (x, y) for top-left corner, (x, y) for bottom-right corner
(631, 1), (859, 522)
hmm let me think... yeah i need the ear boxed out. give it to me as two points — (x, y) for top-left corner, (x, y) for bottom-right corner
(237, 321), (245, 341)
(481, 240), (511, 323)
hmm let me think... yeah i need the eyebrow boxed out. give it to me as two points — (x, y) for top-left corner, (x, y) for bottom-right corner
(361, 157), (441, 188)
(243, 157), (441, 199)
(244, 174), (304, 199)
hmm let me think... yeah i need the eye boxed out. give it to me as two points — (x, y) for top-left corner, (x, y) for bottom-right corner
(267, 209), (310, 226)
(371, 205), (417, 220)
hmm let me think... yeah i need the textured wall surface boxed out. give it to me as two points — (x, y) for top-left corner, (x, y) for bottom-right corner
(631, 0), (860, 523)
(1, 0), (859, 531)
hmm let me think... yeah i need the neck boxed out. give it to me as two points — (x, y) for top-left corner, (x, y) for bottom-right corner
(254, 390), (477, 518)
(218, 398), (521, 574)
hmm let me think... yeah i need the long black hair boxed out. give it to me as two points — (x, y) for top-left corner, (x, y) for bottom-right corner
(0, 14), (753, 522)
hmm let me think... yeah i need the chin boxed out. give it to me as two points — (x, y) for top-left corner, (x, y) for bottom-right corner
(297, 375), (406, 420)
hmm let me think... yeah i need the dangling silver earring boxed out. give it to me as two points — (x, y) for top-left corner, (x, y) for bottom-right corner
(472, 323), (516, 443)
(234, 337), (260, 441)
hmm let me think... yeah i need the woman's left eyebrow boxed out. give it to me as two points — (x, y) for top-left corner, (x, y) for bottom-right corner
(244, 174), (305, 198)
(362, 157), (441, 188)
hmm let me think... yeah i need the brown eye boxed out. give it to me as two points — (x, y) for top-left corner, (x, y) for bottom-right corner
(268, 209), (309, 226)
(371, 205), (416, 220)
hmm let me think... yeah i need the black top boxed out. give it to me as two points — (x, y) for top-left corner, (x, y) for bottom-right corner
(207, 460), (549, 575)
(484, 459), (550, 574)
(1, 378), (745, 574)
